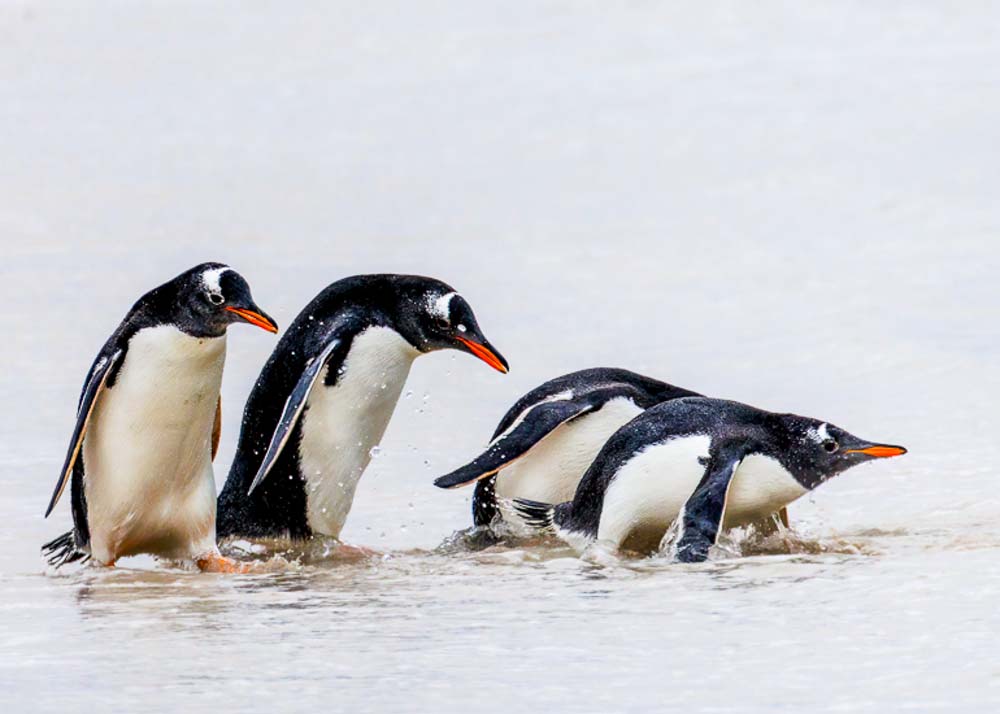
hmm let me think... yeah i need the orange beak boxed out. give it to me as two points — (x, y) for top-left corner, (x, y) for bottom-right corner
(226, 306), (279, 333)
(846, 445), (907, 458)
(456, 336), (509, 374)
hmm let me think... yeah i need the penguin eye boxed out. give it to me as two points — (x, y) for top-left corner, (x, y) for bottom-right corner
(823, 440), (839, 453)
(208, 293), (225, 306)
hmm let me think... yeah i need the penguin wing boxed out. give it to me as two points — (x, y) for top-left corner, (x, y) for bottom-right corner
(246, 337), (341, 496)
(433, 397), (597, 489)
(211, 397), (222, 461)
(674, 440), (750, 563)
(44, 348), (124, 517)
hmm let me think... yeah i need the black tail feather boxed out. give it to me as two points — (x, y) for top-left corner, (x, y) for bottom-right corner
(512, 498), (556, 531)
(41, 531), (89, 568)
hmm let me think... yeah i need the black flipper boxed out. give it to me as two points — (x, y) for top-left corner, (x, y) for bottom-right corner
(434, 398), (596, 489)
(246, 338), (341, 496)
(45, 348), (123, 518)
(675, 441), (749, 563)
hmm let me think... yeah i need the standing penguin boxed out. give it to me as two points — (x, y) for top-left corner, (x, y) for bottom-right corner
(511, 397), (906, 562)
(43, 263), (278, 570)
(434, 368), (701, 527)
(216, 274), (508, 541)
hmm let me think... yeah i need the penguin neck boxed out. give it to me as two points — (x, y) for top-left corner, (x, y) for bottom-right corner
(297, 325), (421, 538)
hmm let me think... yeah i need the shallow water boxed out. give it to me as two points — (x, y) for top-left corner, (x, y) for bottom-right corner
(2, 2), (999, 712)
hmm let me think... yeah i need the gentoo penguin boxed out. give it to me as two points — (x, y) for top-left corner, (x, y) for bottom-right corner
(216, 274), (508, 541)
(511, 397), (906, 562)
(434, 368), (701, 528)
(42, 263), (278, 570)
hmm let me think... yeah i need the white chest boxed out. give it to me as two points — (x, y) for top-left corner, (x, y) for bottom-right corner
(598, 435), (712, 548)
(83, 326), (225, 562)
(495, 397), (644, 504)
(298, 326), (419, 537)
(596, 436), (807, 550)
(723, 454), (807, 524)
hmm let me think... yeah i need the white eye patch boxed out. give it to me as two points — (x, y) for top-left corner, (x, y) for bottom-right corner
(202, 266), (231, 299)
(806, 423), (831, 444)
(427, 291), (457, 323)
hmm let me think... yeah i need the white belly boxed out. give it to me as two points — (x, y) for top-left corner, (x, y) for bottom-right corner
(495, 397), (644, 504)
(298, 327), (418, 537)
(596, 436), (806, 551)
(83, 326), (225, 563)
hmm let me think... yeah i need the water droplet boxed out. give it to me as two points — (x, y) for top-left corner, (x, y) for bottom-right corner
(369, 445), (382, 459)
(405, 390), (413, 399)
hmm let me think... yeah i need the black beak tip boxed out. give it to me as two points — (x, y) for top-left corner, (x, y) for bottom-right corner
(253, 305), (280, 333)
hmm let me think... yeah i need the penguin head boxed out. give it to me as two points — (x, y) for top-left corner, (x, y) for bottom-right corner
(391, 278), (509, 373)
(168, 263), (279, 338)
(782, 416), (906, 488)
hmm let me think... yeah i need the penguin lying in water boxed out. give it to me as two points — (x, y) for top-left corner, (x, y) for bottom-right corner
(42, 263), (278, 571)
(216, 274), (508, 542)
(509, 397), (907, 562)
(433, 368), (701, 528)
(434, 368), (791, 536)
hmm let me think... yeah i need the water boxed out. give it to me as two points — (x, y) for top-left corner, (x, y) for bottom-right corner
(2, 2), (999, 712)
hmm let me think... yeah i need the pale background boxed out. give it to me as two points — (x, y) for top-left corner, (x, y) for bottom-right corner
(1, 2), (998, 712)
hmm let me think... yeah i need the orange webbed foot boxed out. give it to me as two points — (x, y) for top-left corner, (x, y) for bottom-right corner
(197, 553), (254, 574)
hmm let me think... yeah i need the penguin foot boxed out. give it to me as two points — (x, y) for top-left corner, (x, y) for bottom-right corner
(197, 553), (253, 574)
(336, 543), (378, 559)
(41, 531), (91, 568)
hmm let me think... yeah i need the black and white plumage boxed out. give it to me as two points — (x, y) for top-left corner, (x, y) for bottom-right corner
(511, 397), (907, 562)
(216, 274), (508, 541)
(42, 263), (278, 568)
(433, 368), (701, 528)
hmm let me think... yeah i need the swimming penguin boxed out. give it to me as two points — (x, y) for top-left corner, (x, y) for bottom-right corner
(434, 368), (701, 528)
(42, 263), (278, 570)
(216, 274), (508, 541)
(510, 397), (906, 562)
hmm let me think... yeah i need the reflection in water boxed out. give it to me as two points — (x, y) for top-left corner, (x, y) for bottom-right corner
(66, 523), (897, 624)
(12, 510), (1000, 713)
